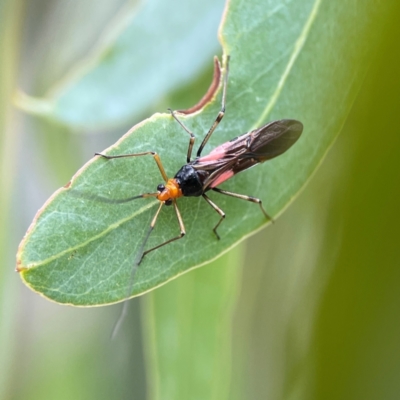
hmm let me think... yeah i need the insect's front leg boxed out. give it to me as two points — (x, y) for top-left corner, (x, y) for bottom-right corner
(168, 109), (195, 163)
(95, 151), (169, 182)
(140, 199), (186, 263)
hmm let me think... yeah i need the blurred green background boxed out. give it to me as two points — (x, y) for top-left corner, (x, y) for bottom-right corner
(1, 1), (400, 399)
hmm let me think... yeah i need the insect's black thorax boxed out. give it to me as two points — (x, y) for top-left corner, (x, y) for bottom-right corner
(174, 164), (208, 197)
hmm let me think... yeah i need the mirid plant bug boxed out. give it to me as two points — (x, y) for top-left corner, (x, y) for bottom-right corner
(95, 56), (303, 337)
(96, 56), (303, 265)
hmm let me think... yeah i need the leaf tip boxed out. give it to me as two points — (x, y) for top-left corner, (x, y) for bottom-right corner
(14, 89), (54, 117)
(15, 257), (27, 273)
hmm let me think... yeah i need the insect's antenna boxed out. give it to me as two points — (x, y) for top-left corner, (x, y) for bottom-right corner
(111, 201), (164, 339)
(102, 193), (159, 204)
(110, 224), (153, 339)
(68, 190), (159, 204)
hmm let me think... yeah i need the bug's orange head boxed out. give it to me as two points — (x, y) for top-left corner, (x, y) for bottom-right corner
(156, 179), (183, 205)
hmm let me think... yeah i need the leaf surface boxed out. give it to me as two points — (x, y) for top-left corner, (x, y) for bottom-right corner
(18, 0), (391, 305)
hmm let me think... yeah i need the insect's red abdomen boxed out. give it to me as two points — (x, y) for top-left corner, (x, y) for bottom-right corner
(209, 170), (235, 188)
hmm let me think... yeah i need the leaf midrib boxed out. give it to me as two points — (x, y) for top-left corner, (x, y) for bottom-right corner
(252, 0), (322, 129)
(23, 199), (159, 269)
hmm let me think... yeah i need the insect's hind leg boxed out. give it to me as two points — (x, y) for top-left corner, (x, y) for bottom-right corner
(202, 194), (225, 240)
(95, 151), (169, 182)
(196, 56), (230, 158)
(212, 187), (274, 223)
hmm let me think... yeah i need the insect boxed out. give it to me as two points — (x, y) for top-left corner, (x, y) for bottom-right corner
(95, 56), (303, 265)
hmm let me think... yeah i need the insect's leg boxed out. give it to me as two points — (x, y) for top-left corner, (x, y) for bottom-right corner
(110, 200), (163, 339)
(139, 199), (186, 263)
(95, 151), (169, 183)
(168, 108), (195, 163)
(111, 200), (184, 338)
(202, 194), (225, 240)
(212, 187), (274, 222)
(196, 56), (230, 158)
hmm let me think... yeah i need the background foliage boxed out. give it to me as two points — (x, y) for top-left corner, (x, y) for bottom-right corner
(1, 0), (400, 399)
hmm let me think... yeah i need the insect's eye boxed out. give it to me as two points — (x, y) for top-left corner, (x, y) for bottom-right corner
(157, 184), (165, 192)
(165, 199), (173, 206)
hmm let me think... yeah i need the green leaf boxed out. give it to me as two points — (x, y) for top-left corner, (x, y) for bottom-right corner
(17, 0), (393, 306)
(15, 0), (225, 130)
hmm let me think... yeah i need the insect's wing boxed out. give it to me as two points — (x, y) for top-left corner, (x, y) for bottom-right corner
(248, 119), (303, 162)
(193, 119), (303, 189)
